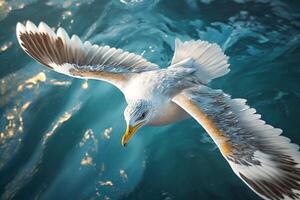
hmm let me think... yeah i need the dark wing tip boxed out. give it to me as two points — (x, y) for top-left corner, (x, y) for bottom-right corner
(239, 167), (300, 200)
(16, 21), (68, 69)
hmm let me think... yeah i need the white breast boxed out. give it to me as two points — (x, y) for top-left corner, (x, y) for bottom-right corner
(148, 101), (190, 126)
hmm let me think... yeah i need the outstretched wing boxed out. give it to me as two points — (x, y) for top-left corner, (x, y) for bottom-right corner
(16, 21), (159, 90)
(173, 85), (300, 200)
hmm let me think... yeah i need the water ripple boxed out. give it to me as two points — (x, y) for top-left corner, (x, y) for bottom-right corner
(0, 0), (299, 199)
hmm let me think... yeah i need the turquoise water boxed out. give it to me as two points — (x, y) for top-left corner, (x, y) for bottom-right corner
(0, 0), (300, 199)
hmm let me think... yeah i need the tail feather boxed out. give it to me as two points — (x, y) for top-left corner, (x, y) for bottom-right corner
(170, 38), (230, 84)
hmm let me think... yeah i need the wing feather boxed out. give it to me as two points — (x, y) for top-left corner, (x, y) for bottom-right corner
(16, 21), (159, 90)
(172, 85), (300, 200)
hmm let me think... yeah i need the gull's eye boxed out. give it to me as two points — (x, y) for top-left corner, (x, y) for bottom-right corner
(141, 112), (146, 118)
(137, 111), (147, 121)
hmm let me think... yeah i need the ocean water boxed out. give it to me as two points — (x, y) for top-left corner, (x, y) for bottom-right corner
(0, 0), (300, 199)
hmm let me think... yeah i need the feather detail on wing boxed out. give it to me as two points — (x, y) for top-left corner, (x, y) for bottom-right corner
(170, 39), (230, 84)
(16, 21), (159, 90)
(172, 85), (300, 200)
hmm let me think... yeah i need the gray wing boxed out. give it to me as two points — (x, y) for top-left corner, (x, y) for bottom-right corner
(16, 21), (159, 90)
(172, 85), (300, 200)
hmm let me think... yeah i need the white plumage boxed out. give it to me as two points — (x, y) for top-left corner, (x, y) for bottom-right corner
(16, 21), (300, 200)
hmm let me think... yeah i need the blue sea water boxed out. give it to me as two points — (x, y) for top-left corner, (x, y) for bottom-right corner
(0, 0), (300, 199)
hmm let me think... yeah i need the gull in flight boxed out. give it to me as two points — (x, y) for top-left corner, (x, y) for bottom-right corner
(16, 21), (300, 200)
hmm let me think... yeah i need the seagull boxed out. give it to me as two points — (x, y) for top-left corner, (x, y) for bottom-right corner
(16, 21), (300, 200)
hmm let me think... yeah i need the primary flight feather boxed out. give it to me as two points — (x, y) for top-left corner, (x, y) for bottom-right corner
(16, 21), (300, 200)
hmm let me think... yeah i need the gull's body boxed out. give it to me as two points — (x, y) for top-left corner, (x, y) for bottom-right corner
(16, 21), (300, 200)
(123, 68), (192, 125)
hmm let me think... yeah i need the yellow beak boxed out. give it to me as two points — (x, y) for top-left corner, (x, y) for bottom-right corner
(121, 122), (144, 147)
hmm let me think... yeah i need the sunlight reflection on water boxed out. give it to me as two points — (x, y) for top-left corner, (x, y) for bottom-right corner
(0, 0), (299, 199)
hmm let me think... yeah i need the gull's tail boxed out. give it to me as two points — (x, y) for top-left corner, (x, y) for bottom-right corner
(169, 38), (230, 84)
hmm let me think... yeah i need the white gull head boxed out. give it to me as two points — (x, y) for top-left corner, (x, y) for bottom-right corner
(122, 99), (155, 146)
